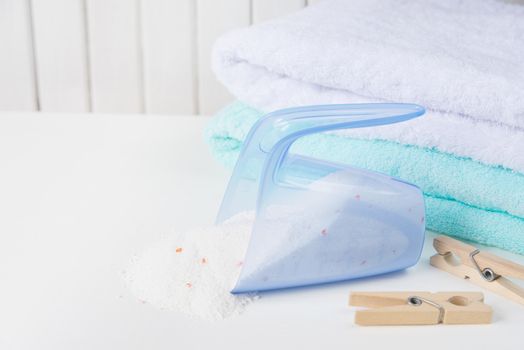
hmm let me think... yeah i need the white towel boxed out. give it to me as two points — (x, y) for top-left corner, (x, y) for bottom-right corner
(212, 0), (524, 172)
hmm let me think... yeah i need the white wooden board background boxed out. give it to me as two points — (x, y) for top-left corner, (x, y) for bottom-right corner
(0, 0), (521, 115)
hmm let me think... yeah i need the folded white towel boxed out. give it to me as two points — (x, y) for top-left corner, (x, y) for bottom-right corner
(213, 0), (524, 172)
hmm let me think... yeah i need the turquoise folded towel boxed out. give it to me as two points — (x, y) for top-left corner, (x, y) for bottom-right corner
(205, 102), (524, 255)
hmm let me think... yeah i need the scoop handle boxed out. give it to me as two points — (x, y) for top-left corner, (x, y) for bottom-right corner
(216, 103), (425, 223)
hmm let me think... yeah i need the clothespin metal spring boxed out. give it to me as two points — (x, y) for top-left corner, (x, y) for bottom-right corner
(469, 249), (500, 282)
(407, 296), (445, 323)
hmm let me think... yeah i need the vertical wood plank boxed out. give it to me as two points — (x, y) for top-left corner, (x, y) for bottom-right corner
(141, 0), (195, 115)
(0, 0), (36, 111)
(196, 0), (250, 115)
(31, 0), (90, 112)
(252, 0), (305, 23)
(86, 0), (143, 113)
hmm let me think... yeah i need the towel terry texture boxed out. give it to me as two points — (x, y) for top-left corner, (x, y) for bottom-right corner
(206, 102), (524, 254)
(212, 0), (524, 173)
(208, 0), (524, 254)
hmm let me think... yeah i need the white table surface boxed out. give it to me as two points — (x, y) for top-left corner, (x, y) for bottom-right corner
(1, 113), (523, 350)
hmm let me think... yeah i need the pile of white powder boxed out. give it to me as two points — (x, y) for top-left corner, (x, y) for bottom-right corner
(124, 212), (258, 321)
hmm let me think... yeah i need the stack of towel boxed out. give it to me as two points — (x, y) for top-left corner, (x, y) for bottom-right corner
(205, 0), (524, 254)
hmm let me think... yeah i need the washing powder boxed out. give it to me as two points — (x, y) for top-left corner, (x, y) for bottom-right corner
(124, 168), (419, 319)
(124, 212), (258, 321)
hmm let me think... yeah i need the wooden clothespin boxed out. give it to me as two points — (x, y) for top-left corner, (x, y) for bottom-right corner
(349, 291), (492, 326)
(430, 235), (524, 305)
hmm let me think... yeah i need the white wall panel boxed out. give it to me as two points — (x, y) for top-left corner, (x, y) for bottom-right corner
(141, 0), (195, 115)
(86, 0), (143, 113)
(253, 0), (305, 23)
(0, 0), (36, 111)
(196, 0), (251, 115)
(31, 0), (90, 112)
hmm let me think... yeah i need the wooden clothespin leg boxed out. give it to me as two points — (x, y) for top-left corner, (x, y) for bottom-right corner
(349, 291), (492, 326)
(430, 235), (524, 305)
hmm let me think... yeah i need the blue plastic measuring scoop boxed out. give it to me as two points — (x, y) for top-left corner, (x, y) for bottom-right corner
(216, 103), (426, 293)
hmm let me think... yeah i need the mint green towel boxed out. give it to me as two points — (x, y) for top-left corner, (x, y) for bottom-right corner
(205, 102), (524, 254)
